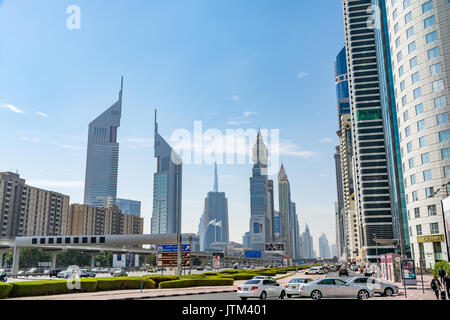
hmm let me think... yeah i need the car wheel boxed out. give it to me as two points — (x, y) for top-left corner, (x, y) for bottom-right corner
(358, 290), (369, 300)
(311, 290), (322, 300)
(280, 291), (286, 299)
(384, 288), (393, 297)
(240, 297), (248, 301)
(259, 291), (267, 300)
(287, 294), (292, 298)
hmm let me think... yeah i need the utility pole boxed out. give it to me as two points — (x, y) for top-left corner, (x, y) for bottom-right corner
(177, 233), (182, 276)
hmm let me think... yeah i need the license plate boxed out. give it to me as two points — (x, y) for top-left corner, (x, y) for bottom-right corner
(243, 288), (248, 291)
(291, 286), (296, 289)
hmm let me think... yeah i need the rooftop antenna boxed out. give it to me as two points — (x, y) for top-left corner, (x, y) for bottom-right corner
(119, 76), (123, 101)
(154, 109), (158, 134)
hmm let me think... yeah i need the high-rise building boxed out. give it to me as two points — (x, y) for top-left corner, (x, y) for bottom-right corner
(375, 0), (450, 266)
(0, 172), (70, 238)
(319, 233), (331, 259)
(331, 243), (338, 258)
(242, 231), (251, 249)
(302, 224), (314, 259)
(342, 0), (398, 262)
(334, 147), (346, 259)
(249, 130), (273, 251)
(84, 78), (123, 208)
(151, 110), (182, 235)
(199, 163), (229, 251)
(116, 199), (141, 217)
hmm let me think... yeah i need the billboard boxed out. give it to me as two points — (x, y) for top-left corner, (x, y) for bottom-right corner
(212, 255), (221, 269)
(264, 243), (285, 251)
(273, 213), (280, 237)
(400, 259), (417, 285)
(244, 250), (262, 258)
(251, 215), (265, 245)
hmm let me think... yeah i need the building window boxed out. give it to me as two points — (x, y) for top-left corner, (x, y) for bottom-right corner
(421, 153), (430, 164)
(409, 157), (414, 169)
(422, 0), (433, 13)
(416, 224), (422, 236)
(417, 119), (425, 131)
(393, 8), (398, 20)
(432, 80), (444, 92)
(442, 148), (450, 160)
(414, 207), (420, 219)
(394, 23), (399, 34)
(402, 96), (408, 107)
(425, 187), (434, 198)
(416, 104), (424, 115)
(408, 41), (416, 54)
(428, 47), (440, 59)
(410, 56), (418, 68)
(430, 63), (442, 76)
(407, 142), (413, 153)
(428, 205), (437, 216)
(411, 72), (420, 84)
(410, 174), (416, 185)
(404, 110), (409, 121)
(396, 37), (401, 48)
(397, 51), (403, 62)
(403, 0), (411, 9)
(439, 130), (450, 142)
(400, 80), (406, 91)
(399, 65), (404, 77)
(430, 223), (439, 234)
(437, 113), (449, 125)
(423, 169), (432, 181)
(412, 191), (418, 201)
(426, 31), (437, 44)
(413, 88), (422, 99)
(424, 15), (435, 29)
(406, 27), (414, 39)
(445, 166), (450, 178)
(419, 136), (427, 147)
(405, 12), (412, 24)
(405, 126), (411, 137)
(434, 96), (447, 108)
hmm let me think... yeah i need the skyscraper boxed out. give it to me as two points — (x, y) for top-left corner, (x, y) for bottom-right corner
(199, 163), (229, 251)
(151, 110), (182, 235)
(319, 233), (331, 259)
(249, 130), (273, 251)
(84, 78), (123, 207)
(302, 224), (314, 259)
(116, 199), (141, 217)
(342, 0), (397, 262)
(375, 0), (449, 266)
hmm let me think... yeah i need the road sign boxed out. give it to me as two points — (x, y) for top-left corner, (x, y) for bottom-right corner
(157, 244), (190, 253)
(157, 245), (191, 267)
(244, 250), (262, 258)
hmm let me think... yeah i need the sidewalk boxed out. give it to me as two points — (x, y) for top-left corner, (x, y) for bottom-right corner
(9, 271), (303, 300)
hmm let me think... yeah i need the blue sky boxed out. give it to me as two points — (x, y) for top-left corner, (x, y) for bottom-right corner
(0, 0), (345, 252)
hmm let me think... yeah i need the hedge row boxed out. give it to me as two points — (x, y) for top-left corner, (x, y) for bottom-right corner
(158, 278), (233, 289)
(2, 277), (156, 299)
(143, 275), (180, 286)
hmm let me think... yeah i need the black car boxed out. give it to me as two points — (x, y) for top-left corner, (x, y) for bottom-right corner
(49, 269), (61, 278)
(339, 268), (349, 276)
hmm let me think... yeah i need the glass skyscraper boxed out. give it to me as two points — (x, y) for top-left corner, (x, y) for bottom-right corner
(116, 198), (141, 217)
(84, 78), (123, 208)
(151, 110), (182, 235)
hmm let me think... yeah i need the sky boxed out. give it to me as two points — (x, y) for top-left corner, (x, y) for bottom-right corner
(0, 0), (345, 253)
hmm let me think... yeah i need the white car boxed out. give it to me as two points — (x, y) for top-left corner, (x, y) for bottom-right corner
(237, 279), (286, 300)
(305, 267), (323, 275)
(57, 269), (77, 279)
(346, 277), (399, 296)
(252, 276), (276, 281)
(300, 278), (374, 300)
(285, 278), (314, 298)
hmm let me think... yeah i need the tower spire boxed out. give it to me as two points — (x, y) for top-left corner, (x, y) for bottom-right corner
(214, 162), (218, 192)
(119, 76), (123, 101)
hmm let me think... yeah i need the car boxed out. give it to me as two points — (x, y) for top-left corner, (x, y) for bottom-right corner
(319, 266), (329, 274)
(237, 279), (286, 300)
(252, 276), (276, 281)
(48, 269), (61, 278)
(25, 268), (38, 274)
(111, 269), (128, 277)
(196, 266), (204, 271)
(305, 267), (322, 275)
(285, 278), (313, 298)
(205, 266), (212, 271)
(364, 268), (375, 277)
(339, 268), (349, 277)
(345, 277), (399, 297)
(57, 269), (77, 279)
(300, 278), (374, 300)
(80, 269), (96, 278)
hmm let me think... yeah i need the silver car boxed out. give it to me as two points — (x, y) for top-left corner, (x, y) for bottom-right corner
(300, 278), (374, 300)
(285, 278), (313, 298)
(237, 279), (286, 300)
(345, 277), (399, 296)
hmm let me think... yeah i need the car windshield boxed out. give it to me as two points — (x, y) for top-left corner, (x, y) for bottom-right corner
(289, 279), (307, 283)
(244, 280), (261, 285)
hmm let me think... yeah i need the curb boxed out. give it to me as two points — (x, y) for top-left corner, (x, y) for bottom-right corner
(119, 289), (238, 300)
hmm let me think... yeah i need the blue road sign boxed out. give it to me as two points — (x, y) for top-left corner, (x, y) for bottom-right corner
(157, 244), (190, 253)
(244, 250), (262, 258)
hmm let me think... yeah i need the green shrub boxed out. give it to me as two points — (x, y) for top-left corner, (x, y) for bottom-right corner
(219, 270), (239, 274)
(9, 281), (51, 298)
(143, 275), (179, 286)
(80, 278), (98, 292)
(0, 283), (13, 299)
(121, 277), (155, 290)
(202, 272), (218, 276)
(95, 278), (123, 291)
(433, 261), (450, 277)
(230, 273), (260, 280)
(158, 278), (233, 289)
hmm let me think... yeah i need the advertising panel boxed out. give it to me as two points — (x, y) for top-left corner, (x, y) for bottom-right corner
(273, 213), (280, 237)
(264, 243), (285, 251)
(400, 259), (417, 285)
(251, 215), (265, 245)
(244, 250), (262, 259)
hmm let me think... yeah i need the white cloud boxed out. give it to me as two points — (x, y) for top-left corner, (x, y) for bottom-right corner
(2, 104), (24, 114)
(227, 111), (258, 126)
(242, 111), (257, 118)
(20, 137), (40, 142)
(37, 112), (48, 117)
(28, 180), (84, 188)
(277, 140), (316, 159)
(320, 173), (328, 178)
(296, 72), (308, 79)
(319, 137), (332, 144)
(232, 96), (240, 102)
